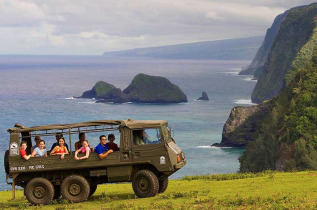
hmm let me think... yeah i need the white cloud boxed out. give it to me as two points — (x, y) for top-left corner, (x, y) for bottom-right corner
(0, 0), (316, 55)
(0, 0), (45, 26)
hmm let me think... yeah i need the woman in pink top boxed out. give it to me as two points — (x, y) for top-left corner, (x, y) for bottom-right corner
(74, 140), (90, 160)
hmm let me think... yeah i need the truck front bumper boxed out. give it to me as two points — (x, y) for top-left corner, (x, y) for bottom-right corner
(175, 159), (186, 169)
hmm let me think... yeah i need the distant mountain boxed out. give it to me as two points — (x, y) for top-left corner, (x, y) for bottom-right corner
(102, 36), (264, 60)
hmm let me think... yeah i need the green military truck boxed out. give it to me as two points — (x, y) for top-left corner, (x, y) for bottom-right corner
(4, 119), (186, 205)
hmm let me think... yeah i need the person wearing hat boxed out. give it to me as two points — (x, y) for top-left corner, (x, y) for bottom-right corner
(31, 135), (42, 153)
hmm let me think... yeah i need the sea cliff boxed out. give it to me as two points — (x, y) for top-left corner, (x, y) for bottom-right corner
(252, 4), (317, 103)
(221, 3), (317, 172)
(239, 11), (288, 79)
(220, 103), (272, 147)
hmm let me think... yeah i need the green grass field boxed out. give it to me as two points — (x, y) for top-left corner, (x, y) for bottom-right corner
(1, 171), (316, 209)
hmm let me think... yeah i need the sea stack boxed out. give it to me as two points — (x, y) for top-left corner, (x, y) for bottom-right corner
(197, 91), (209, 101)
(79, 73), (187, 104)
(123, 73), (187, 103)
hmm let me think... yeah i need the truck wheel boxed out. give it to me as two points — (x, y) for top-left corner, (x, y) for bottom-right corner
(132, 170), (159, 198)
(4, 150), (9, 174)
(89, 184), (97, 197)
(53, 185), (61, 199)
(158, 175), (168, 193)
(61, 175), (90, 203)
(25, 177), (54, 205)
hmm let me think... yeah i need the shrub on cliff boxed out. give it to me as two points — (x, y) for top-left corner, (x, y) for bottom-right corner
(240, 48), (317, 172)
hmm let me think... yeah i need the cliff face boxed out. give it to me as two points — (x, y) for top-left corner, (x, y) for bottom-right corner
(221, 3), (317, 172)
(221, 103), (272, 147)
(80, 73), (187, 104)
(239, 11), (288, 79)
(252, 4), (317, 103)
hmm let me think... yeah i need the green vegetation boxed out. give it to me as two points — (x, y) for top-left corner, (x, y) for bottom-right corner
(1, 171), (316, 209)
(240, 48), (317, 172)
(252, 4), (317, 103)
(285, 25), (317, 84)
(81, 81), (117, 99)
(123, 73), (187, 103)
(81, 74), (187, 103)
(92, 81), (116, 98)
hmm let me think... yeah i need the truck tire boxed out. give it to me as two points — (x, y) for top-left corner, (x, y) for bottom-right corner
(89, 184), (97, 197)
(25, 177), (54, 205)
(4, 150), (9, 174)
(158, 175), (168, 193)
(132, 170), (159, 198)
(61, 175), (90, 203)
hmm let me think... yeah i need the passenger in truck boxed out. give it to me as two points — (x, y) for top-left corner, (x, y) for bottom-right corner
(133, 130), (152, 145)
(50, 137), (69, 160)
(31, 135), (41, 153)
(106, 134), (119, 151)
(31, 140), (47, 157)
(74, 132), (93, 152)
(20, 141), (31, 160)
(74, 140), (90, 160)
(95, 135), (113, 160)
(50, 132), (69, 152)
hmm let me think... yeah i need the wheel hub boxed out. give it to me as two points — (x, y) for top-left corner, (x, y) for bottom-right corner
(33, 186), (46, 199)
(138, 178), (149, 191)
(69, 183), (81, 196)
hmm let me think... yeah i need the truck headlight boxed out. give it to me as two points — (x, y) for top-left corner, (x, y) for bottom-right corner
(177, 155), (181, 163)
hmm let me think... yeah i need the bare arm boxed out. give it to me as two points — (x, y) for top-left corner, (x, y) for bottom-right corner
(50, 146), (58, 155)
(31, 150), (37, 157)
(98, 150), (113, 160)
(80, 149), (90, 160)
(22, 154), (31, 160)
(74, 149), (81, 160)
(64, 147), (69, 155)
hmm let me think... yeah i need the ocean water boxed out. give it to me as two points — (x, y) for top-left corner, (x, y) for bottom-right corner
(0, 55), (256, 191)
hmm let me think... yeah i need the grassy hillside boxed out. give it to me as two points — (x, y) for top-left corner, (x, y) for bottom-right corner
(1, 171), (316, 209)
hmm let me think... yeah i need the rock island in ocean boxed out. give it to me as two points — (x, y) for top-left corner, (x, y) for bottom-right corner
(79, 73), (187, 104)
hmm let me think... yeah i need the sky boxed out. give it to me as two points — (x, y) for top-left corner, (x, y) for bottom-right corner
(0, 0), (316, 55)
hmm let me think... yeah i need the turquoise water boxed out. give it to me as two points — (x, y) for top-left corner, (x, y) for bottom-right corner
(0, 55), (256, 190)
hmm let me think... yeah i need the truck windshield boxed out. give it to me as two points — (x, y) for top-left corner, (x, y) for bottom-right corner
(161, 124), (171, 143)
